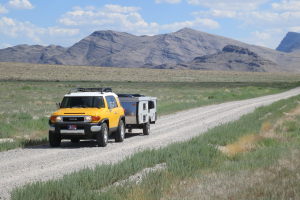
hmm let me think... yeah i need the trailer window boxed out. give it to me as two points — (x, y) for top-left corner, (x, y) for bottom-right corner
(149, 101), (155, 109)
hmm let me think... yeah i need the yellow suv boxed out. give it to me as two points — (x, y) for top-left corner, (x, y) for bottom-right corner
(49, 88), (125, 147)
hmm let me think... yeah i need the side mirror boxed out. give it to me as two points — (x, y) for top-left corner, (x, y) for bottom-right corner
(56, 102), (61, 109)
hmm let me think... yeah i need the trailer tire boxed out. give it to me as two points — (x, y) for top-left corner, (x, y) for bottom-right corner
(115, 120), (125, 142)
(49, 131), (61, 147)
(97, 123), (108, 147)
(143, 122), (150, 135)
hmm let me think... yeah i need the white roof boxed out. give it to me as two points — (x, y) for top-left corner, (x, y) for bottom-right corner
(65, 92), (117, 97)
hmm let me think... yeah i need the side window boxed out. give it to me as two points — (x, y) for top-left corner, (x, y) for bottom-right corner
(106, 96), (118, 109)
(148, 101), (155, 109)
(143, 103), (147, 110)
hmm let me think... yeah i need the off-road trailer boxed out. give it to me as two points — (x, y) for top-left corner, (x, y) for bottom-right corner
(118, 94), (157, 135)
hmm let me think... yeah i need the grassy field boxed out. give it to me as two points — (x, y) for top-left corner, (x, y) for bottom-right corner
(2, 62), (300, 82)
(0, 80), (299, 152)
(1, 61), (300, 151)
(11, 93), (300, 200)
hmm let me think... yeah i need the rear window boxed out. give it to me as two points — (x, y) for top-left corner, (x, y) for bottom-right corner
(61, 96), (105, 108)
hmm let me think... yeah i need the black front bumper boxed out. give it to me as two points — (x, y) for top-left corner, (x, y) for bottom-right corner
(49, 122), (101, 139)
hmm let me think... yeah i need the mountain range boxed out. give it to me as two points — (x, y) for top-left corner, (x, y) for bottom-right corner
(0, 28), (300, 72)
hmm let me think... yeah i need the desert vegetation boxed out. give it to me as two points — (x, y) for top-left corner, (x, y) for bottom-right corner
(1, 62), (300, 82)
(11, 93), (300, 200)
(1, 61), (300, 152)
(0, 79), (299, 152)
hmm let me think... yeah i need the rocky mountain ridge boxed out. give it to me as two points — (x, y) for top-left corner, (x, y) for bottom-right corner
(277, 32), (300, 53)
(0, 28), (299, 72)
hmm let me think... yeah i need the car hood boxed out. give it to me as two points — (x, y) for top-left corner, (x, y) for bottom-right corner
(52, 108), (103, 116)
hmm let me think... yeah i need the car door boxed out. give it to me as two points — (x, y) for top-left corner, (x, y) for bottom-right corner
(105, 96), (119, 128)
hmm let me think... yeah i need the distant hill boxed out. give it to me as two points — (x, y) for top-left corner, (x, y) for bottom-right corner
(277, 32), (300, 53)
(0, 44), (66, 64)
(0, 28), (300, 72)
(177, 45), (276, 72)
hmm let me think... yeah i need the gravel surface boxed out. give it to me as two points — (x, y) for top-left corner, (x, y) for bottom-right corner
(1, 87), (300, 199)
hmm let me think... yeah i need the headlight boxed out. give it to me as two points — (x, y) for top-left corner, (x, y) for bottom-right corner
(56, 116), (63, 122)
(50, 116), (63, 123)
(85, 116), (92, 122)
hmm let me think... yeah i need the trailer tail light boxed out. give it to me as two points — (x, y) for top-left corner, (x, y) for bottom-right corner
(92, 116), (101, 122)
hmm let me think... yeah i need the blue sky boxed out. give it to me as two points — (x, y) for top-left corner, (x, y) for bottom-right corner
(0, 0), (299, 49)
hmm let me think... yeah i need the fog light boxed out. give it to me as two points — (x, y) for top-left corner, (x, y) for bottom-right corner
(49, 126), (55, 131)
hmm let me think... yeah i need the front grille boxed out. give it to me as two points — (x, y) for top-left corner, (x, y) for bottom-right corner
(63, 117), (84, 122)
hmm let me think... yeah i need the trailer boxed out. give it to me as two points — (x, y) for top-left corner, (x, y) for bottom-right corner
(118, 94), (157, 135)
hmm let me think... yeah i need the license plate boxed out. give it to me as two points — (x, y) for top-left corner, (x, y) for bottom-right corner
(68, 125), (77, 130)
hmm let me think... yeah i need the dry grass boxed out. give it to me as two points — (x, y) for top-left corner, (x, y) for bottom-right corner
(218, 105), (300, 156)
(165, 150), (300, 200)
(1, 62), (300, 82)
(218, 134), (263, 156)
(164, 102), (300, 200)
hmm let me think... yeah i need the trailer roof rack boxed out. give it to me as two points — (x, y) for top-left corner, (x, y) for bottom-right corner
(69, 88), (112, 93)
(117, 94), (145, 97)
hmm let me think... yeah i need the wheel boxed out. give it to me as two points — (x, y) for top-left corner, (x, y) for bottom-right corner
(97, 123), (108, 147)
(71, 138), (80, 143)
(115, 120), (125, 142)
(143, 122), (150, 135)
(49, 131), (61, 147)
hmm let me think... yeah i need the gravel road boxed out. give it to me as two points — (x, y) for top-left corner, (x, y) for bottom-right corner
(1, 87), (300, 199)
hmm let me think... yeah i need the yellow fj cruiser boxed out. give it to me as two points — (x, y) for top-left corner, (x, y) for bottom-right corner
(49, 88), (125, 147)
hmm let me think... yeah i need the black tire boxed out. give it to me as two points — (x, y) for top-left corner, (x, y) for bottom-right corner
(49, 131), (61, 147)
(143, 122), (150, 135)
(115, 120), (125, 142)
(71, 138), (80, 143)
(97, 123), (108, 147)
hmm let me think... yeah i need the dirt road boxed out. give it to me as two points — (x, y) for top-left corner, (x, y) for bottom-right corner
(1, 87), (300, 199)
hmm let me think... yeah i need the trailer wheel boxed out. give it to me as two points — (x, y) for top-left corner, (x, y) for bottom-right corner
(97, 123), (108, 147)
(115, 120), (125, 142)
(49, 131), (61, 147)
(143, 122), (150, 135)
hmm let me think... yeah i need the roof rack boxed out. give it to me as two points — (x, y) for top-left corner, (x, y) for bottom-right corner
(117, 94), (145, 97)
(69, 88), (112, 93)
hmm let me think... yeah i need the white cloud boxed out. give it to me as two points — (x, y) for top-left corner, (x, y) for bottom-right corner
(289, 26), (300, 32)
(155, 0), (181, 4)
(0, 17), (79, 43)
(104, 4), (140, 13)
(8, 0), (34, 10)
(161, 18), (219, 31)
(0, 4), (8, 14)
(0, 43), (13, 48)
(272, 0), (300, 11)
(47, 27), (80, 36)
(242, 29), (285, 48)
(252, 31), (271, 40)
(187, 0), (270, 10)
(59, 4), (219, 36)
(193, 10), (237, 18)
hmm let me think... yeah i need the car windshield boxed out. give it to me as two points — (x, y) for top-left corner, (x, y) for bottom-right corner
(60, 96), (105, 108)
